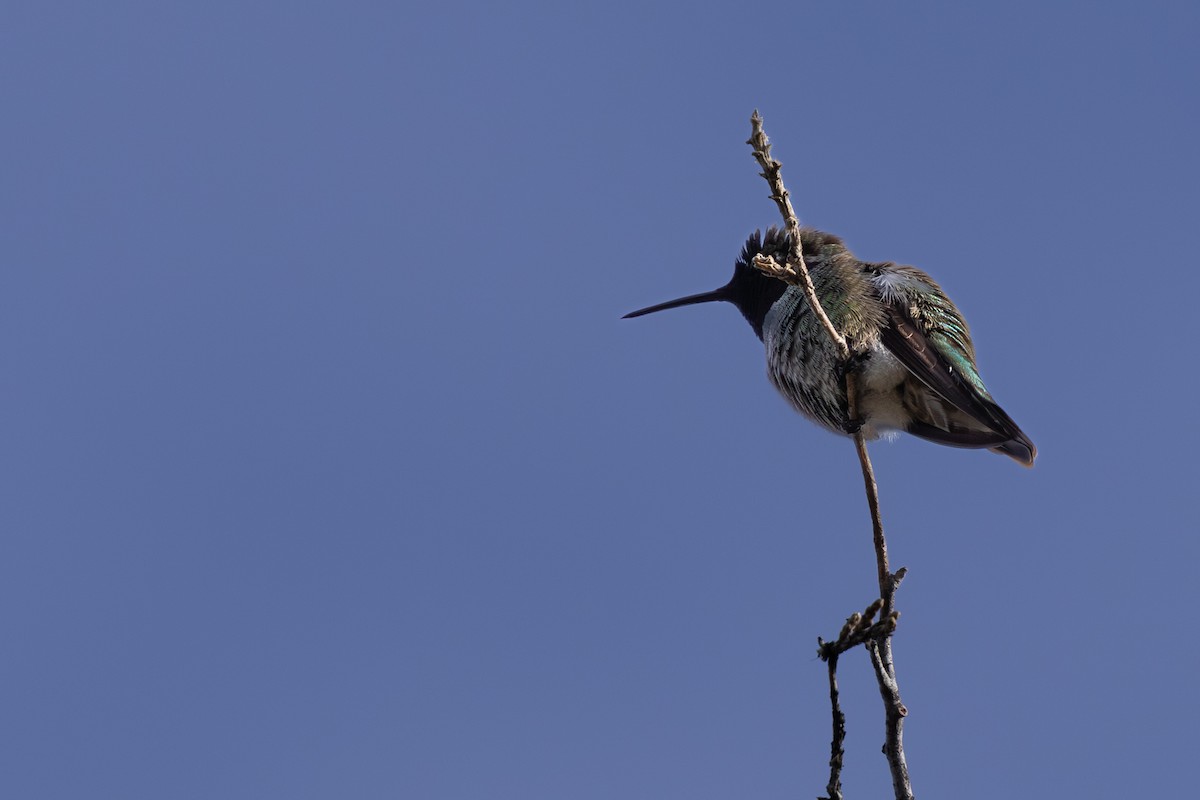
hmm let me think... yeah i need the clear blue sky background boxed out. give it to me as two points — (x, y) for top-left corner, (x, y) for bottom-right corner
(3, 2), (1197, 798)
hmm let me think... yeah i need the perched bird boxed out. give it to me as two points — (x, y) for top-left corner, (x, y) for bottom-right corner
(623, 227), (1035, 466)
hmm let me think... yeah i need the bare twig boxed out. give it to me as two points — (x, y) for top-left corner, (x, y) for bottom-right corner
(853, 431), (892, 612)
(819, 653), (846, 800)
(746, 111), (848, 360)
(818, 608), (899, 661)
(745, 110), (914, 800)
(868, 638), (911, 798)
(816, 601), (895, 800)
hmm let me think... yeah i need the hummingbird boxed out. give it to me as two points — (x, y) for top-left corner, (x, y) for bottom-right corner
(623, 227), (1036, 466)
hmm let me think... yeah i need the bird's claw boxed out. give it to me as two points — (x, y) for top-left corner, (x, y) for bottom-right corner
(837, 352), (869, 382)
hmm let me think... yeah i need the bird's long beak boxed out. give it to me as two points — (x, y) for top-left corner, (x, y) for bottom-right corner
(622, 287), (729, 319)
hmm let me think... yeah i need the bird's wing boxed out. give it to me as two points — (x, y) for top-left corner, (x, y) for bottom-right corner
(871, 265), (1035, 462)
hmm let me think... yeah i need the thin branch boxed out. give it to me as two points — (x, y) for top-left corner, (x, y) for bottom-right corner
(818, 603), (899, 661)
(868, 638), (912, 799)
(746, 111), (848, 360)
(745, 110), (913, 800)
(853, 430), (892, 612)
(815, 600), (901, 800)
(819, 653), (846, 800)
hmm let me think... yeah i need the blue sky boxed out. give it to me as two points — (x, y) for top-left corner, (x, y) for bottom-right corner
(3, 2), (1198, 798)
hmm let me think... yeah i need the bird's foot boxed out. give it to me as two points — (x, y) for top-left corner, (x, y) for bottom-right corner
(836, 351), (870, 382)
